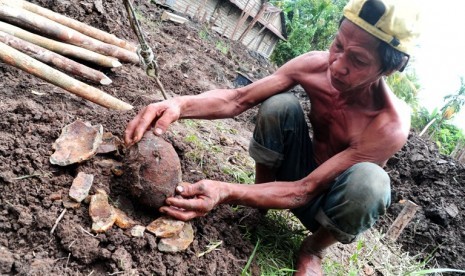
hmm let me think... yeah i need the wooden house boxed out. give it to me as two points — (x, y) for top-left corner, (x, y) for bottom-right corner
(154, 0), (287, 58)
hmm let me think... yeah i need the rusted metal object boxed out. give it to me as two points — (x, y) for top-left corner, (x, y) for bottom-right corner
(124, 131), (182, 209)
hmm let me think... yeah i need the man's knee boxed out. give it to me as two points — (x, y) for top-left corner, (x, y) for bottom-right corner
(317, 162), (391, 243)
(256, 93), (302, 123)
(344, 162), (391, 207)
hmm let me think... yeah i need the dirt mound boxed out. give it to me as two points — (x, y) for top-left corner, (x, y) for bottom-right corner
(383, 132), (465, 269)
(0, 0), (464, 274)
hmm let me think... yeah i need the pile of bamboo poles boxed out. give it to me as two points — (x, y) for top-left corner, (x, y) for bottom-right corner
(0, 0), (136, 110)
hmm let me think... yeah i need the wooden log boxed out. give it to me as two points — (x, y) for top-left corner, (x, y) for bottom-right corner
(0, 4), (139, 64)
(385, 200), (419, 242)
(0, 31), (112, 85)
(0, 22), (121, 68)
(0, 0), (137, 52)
(0, 42), (133, 111)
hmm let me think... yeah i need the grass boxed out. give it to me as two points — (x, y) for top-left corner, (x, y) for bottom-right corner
(240, 210), (307, 276)
(237, 209), (457, 276)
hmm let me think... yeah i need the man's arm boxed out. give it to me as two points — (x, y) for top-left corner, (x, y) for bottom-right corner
(124, 54), (311, 146)
(162, 109), (410, 220)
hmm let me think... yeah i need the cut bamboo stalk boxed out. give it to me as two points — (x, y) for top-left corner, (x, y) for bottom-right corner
(0, 4), (139, 64)
(0, 31), (112, 85)
(0, 22), (121, 68)
(0, 42), (133, 110)
(0, 0), (137, 52)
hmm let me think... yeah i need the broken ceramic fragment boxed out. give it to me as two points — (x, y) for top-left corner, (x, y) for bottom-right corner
(62, 195), (81, 209)
(114, 208), (137, 229)
(89, 189), (116, 233)
(69, 172), (94, 202)
(97, 132), (122, 154)
(50, 120), (103, 166)
(130, 225), (145, 237)
(158, 222), (194, 252)
(146, 216), (184, 238)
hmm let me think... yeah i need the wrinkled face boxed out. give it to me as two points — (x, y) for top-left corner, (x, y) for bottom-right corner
(328, 19), (384, 92)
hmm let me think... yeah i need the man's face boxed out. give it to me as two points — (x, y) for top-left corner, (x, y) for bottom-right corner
(328, 19), (384, 92)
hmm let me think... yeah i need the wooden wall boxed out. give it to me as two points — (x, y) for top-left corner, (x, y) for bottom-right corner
(154, 0), (285, 58)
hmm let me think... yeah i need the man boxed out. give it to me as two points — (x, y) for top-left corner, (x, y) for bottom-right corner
(124, 0), (420, 274)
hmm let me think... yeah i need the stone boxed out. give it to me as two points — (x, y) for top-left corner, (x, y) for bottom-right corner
(89, 189), (116, 233)
(130, 225), (145, 237)
(158, 222), (194, 253)
(69, 172), (94, 202)
(123, 132), (182, 209)
(114, 208), (137, 229)
(0, 246), (14, 274)
(146, 216), (184, 238)
(50, 120), (103, 166)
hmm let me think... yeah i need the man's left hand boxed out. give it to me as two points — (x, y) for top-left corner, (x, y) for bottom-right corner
(159, 180), (230, 221)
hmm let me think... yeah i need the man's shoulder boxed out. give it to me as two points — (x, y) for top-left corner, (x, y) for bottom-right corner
(295, 51), (329, 70)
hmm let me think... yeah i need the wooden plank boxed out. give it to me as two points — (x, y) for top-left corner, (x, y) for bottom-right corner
(385, 200), (420, 242)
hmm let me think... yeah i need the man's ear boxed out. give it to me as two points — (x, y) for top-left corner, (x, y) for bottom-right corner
(385, 55), (409, 76)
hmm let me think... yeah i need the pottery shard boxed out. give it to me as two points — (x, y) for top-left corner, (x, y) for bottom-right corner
(69, 172), (94, 202)
(130, 225), (146, 237)
(114, 208), (137, 229)
(50, 120), (103, 166)
(124, 131), (182, 209)
(97, 132), (123, 154)
(146, 216), (184, 238)
(89, 189), (116, 233)
(158, 222), (194, 252)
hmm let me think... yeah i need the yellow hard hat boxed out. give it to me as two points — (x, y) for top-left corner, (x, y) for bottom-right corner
(343, 0), (420, 55)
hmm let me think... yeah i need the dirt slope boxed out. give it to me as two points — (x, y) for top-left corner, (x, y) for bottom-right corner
(0, 0), (464, 275)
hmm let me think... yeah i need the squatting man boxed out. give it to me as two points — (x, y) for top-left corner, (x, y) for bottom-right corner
(124, 0), (420, 274)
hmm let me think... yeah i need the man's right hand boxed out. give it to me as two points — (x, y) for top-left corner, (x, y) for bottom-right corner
(124, 100), (181, 147)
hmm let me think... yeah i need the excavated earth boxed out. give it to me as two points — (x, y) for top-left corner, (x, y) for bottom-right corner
(0, 0), (464, 275)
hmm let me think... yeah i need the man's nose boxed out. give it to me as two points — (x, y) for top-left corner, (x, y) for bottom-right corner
(331, 54), (349, 76)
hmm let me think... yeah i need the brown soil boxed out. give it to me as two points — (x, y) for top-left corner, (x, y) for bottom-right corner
(0, 0), (464, 275)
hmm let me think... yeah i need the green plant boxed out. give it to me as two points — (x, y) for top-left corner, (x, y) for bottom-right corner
(241, 239), (260, 276)
(215, 40), (229, 55)
(270, 0), (345, 65)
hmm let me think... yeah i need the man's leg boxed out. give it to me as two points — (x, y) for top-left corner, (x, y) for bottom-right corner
(249, 93), (314, 215)
(255, 163), (276, 184)
(249, 93), (315, 183)
(295, 228), (337, 276)
(293, 162), (391, 274)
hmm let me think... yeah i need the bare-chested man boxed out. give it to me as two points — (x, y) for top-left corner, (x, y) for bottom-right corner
(124, 0), (420, 274)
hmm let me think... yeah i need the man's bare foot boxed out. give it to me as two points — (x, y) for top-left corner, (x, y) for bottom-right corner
(295, 252), (323, 276)
(294, 228), (337, 275)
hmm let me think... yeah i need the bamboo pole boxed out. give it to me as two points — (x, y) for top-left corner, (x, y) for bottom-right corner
(0, 22), (121, 68)
(0, 42), (133, 110)
(0, 31), (112, 85)
(0, 0), (137, 52)
(0, 4), (139, 64)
